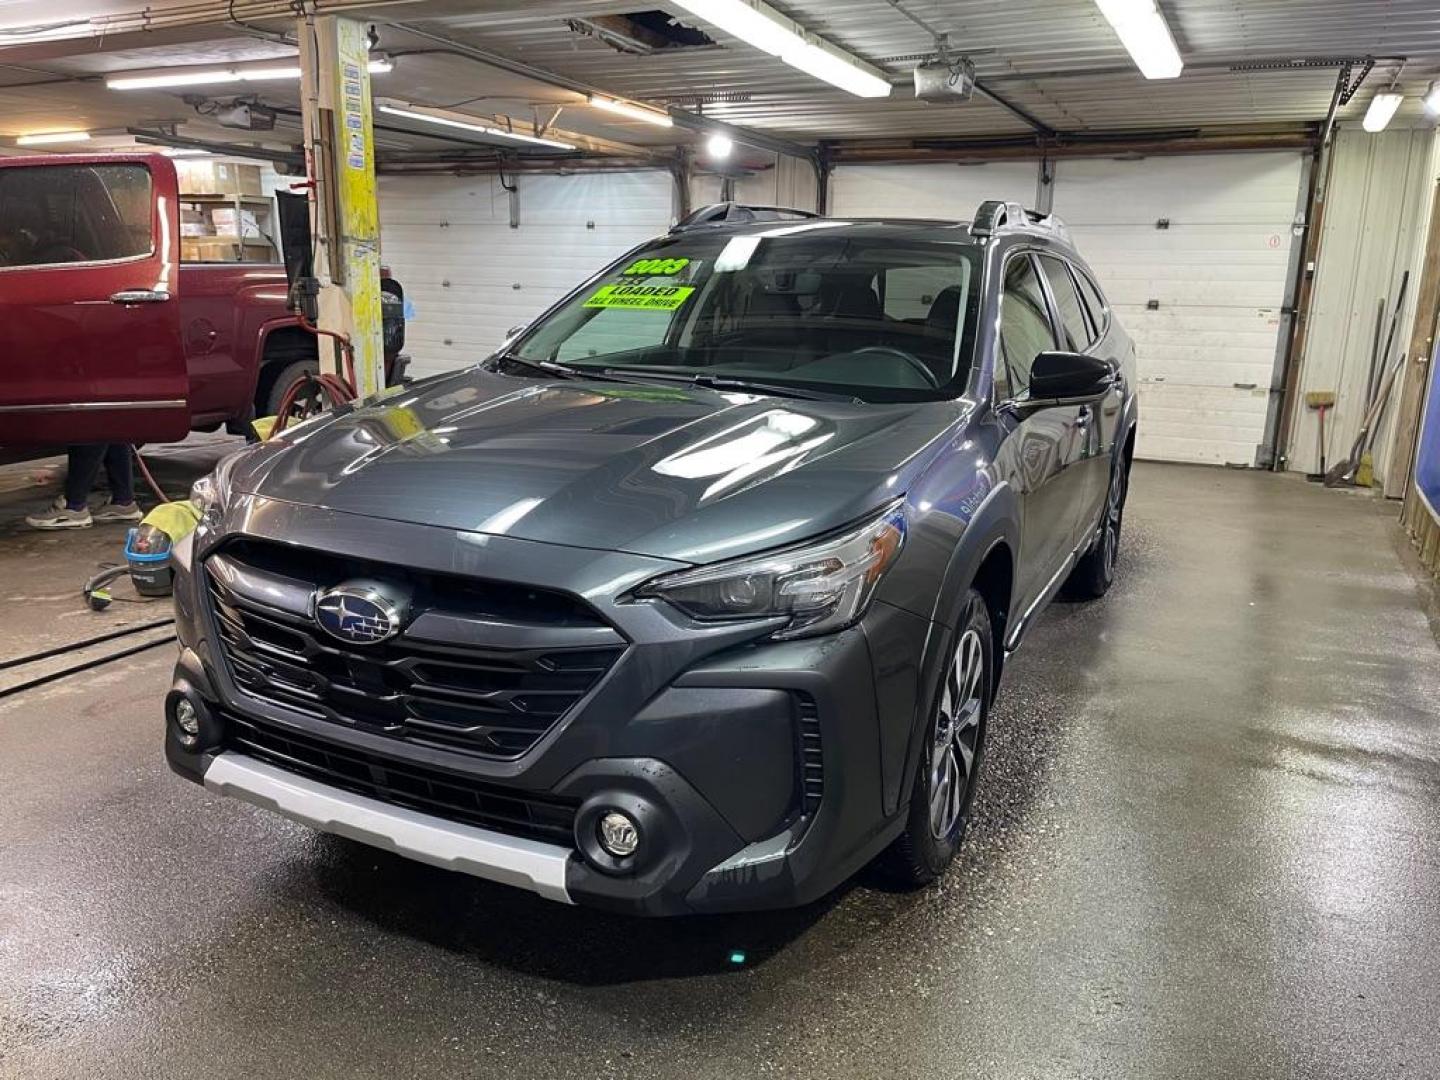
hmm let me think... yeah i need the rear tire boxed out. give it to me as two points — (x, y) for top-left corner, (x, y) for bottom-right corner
(881, 589), (992, 887)
(1065, 457), (1128, 600)
(261, 357), (320, 419)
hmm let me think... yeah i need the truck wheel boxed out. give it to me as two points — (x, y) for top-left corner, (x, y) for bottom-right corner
(880, 589), (992, 887)
(262, 357), (319, 419)
(1065, 457), (1129, 600)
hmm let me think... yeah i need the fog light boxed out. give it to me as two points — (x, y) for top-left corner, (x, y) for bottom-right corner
(597, 810), (640, 858)
(173, 696), (200, 746)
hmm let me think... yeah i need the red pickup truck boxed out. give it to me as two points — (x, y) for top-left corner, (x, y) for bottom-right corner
(0, 152), (403, 449)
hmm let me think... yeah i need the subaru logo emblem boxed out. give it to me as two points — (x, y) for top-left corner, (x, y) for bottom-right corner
(313, 581), (407, 646)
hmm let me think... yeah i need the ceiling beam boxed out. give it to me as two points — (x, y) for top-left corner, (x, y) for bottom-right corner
(128, 127), (302, 165)
(384, 21), (816, 162)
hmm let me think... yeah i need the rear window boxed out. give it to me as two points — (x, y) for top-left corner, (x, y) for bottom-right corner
(0, 164), (152, 269)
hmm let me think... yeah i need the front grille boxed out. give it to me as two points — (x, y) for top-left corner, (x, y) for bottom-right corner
(205, 538), (623, 760)
(795, 693), (824, 817)
(224, 711), (577, 845)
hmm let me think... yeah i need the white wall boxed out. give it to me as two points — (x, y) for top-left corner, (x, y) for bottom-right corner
(1289, 127), (1440, 481)
(377, 170), (674, 378)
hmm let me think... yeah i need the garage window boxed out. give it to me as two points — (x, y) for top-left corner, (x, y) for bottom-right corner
(0, 164), (153, 268)
(997, 255), (1056, 398)
(1037, 255), (1091, 351)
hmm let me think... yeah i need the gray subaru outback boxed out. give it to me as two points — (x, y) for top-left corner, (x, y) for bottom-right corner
(167, 200), (1138, 915)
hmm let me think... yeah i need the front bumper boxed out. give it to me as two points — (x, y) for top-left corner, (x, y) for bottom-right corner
(166, 497), (932, 915)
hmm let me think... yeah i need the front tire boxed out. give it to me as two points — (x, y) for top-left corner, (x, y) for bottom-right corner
(882, 589), (992, 887)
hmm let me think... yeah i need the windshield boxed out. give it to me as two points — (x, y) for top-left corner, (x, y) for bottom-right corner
(512, 225), (983, 403)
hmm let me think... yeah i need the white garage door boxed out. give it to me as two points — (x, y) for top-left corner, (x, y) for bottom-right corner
(1053, 153), (1304, 465)
(830, 162), (1038, 219)
(378, 171), (674, 378)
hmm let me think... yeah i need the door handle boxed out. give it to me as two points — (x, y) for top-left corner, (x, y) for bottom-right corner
(110, 289), (170, 305)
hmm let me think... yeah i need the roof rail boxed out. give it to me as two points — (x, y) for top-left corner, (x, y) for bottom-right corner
(968, 199), (1070, 242)
(672, 202), (824, 231)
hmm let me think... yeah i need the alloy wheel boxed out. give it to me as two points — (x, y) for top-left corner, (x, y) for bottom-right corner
(929, 626), (985, 840)
(1102, 468), (1126, 575)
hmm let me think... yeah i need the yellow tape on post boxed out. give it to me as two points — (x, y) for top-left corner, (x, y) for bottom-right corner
(326, 17), (383, 398)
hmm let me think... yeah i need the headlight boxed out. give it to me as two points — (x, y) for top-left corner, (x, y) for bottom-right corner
(635, 500), (906, 640)
(189, 451), (241, 522)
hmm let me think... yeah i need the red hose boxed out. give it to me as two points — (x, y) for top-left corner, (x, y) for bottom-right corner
(131, 445), (168, 504)
(270, 315), (359, 435)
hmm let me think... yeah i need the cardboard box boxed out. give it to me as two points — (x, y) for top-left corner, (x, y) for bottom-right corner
(177, 161), (263, 197)
(181, 237), (275, 263)
(210, 208), (261, 237)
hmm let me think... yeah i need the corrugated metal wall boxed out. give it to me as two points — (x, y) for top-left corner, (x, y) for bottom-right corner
(377, 170), (674, 377)
(1289, 128), (1440, 479)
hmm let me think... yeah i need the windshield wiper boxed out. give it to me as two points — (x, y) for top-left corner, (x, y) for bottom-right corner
(488, 352), (582, 379)
(597, 367), (860, 403)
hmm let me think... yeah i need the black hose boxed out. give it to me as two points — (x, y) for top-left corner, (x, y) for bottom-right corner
(0, 618), (175, 672)
(0, 635), (175, 701)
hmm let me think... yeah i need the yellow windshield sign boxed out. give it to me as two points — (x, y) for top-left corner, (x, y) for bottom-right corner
(584, 283), (695, 311)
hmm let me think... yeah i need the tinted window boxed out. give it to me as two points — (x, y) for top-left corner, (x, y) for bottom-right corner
(1074, 267), (1108, 333)
(0, 164), (152, 268)
(998, 255), (1055, 396)
(1038, 255), (1091, 351)
(515, 232), (981, 404)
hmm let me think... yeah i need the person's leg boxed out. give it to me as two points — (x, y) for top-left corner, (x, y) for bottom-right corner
(64, 444), (107, 509)
(26, 445), (101, 528)
(92, 444), (143, 522)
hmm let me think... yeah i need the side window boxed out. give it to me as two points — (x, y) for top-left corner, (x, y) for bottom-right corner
(1074, 268), (1108, 335)
(0, 164), (152, 268)
(998, 255), (1056, 397)
(1037, 254), (1091, 351)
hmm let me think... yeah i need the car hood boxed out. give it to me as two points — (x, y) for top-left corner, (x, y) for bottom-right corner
(233, 369), (966, 564)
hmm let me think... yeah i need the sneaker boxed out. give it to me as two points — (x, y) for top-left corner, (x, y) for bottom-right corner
(91, 497), (144, 523)
(26, 498), (93, 530)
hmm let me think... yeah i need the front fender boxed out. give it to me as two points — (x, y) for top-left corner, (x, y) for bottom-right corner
(874, 474), (1020, 816)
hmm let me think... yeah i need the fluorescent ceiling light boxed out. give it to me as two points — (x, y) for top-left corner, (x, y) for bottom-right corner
(377, 104), (576, 150)
(589, 95), (674, 127)
(161, 147), (213, 157)
(108, 58), (389, 91)
(669, 0), (795, 56)
(16, 130), (91, 146)
(1094, 0), (1183, 79)
(1425, 81), (1440, 115)
(669, 0), (891, 98)
(705, 132), (734, 158)
(1363, 92), (1405, 133)
(784, 41), (891, 98)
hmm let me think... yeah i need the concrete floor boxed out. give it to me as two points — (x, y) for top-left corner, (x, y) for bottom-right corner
(2, 461), (1438, 1080)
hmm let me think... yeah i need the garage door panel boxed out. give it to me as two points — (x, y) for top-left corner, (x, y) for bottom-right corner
(1136, 384), (1272, 466)
(831, 163), (1037, 220)
(1054, 152), (1303, 465)
(1054, 154), (1304, 225)
(379, 173), (674, 378)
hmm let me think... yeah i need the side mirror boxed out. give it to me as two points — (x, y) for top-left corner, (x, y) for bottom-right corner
(1029, 351), (1114, 401)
